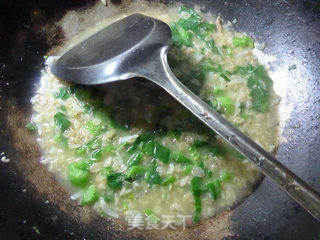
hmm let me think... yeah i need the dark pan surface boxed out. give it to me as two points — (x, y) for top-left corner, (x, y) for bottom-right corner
(0, 0), (319, 239)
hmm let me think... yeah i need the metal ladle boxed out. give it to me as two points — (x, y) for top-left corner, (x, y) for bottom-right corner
(51, 14), (320, 221)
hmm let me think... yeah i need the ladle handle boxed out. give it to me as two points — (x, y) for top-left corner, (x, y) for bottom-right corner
(143, 48), (320, 221)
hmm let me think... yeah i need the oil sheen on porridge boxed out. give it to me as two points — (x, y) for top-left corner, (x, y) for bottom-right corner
(29, 6), (279, 224)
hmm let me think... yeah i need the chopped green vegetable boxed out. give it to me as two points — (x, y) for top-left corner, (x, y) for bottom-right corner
(174, 154), (193, 165)
(220, 70), (232, 82)
(161, 175), (176, 186)
(58, 106), (67, 111)
(103, 194), (115, 202)
(213, 179), (221, 198)
(26, 123), (37, 131)
(206, 40), (220, 55)
(100, 166), (113, 176)
(184, 165), (194, 174)
(191, 177), (202, 223)
(86, 138), (102, 151)
(191, 140), (208, 148)
(90, 148), (102, 161)
(126, 152), (142, 166)
(107, 172), (123, 190)
(205, 182), (217, 200)
(179, 6), (201, 21)
(103, 145), (115, 153)
(154, 142), (171, 163)
(53, 87), (70, 100)
(127, 166), (146, 177)
(233, 64), (272, 111)
(81, 186), (100, 205)
(170, 22), (193, 47)
(219, 171), (233, 181)
(54, 112), (71, 132)
(123, 202), (128, 211)
(141, 140), (155, 155)
(68, 162), (90, 187)
(86, 120), (105, 136)
(145, 164), (161, 186)
(54, 134), (68, 149)
(234, 65), (255, 75)
(247, 65), (272, 111)
(233, 36), (255, 49)
(76, 147), (86, 156)
(144, 209), (153, 216)
(239, 102), (249, 120)
(212, 96), (235, 114)
(189, 146), (201, 161)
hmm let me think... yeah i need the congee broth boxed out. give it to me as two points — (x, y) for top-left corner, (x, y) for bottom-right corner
(29, 6), (279, 224)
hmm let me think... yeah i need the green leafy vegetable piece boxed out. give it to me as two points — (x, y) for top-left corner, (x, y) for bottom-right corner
(174, 154), (194, 165)
(86, 138), (102, 151)
(145, 164), (161, 186)
(219, 171), (233, 181)
(126, 152), (142, 166)
(234, 65), (255, 75)
(239, 102), (249, 120)
(220, 70), (231, 82)
(206, 40), (220, 54)
(53, 87), (70, 100)
(127, 166), (146, 177)
(184, 165), (194, 174)
(212, 96), (235, 114)
(200, 22), (217, 32)
(107, 172), (123, 190)
(136, 133), (155, 142)
(141, 140), (155, 155)
(179, 6), (201, 21)
(233, 36), (255, 49)
(103, 145), (115, 154)
(191, 177), (202, 223)
(189, 146), (201, 161)
(250, 88), (269, 112)
(205, 182), (217, 200)
(177, 18), (199, 32)
(103, 194), (115, 202)
(81, 186), (100, 205)
(247, 65), (273, 112)
(161, 175), (176, 186)
(154, 142), (171, 163)
(100, 166), (113, 176)
(68, 162), (90, 187)
(58, 106), (67, 111)
(54, 112), (71, 132)
(85, 120), (104, 136)
(170, 22), (193, 47)
(191, 140), (208, 148)
(76, 147), (86, 156)
(26, 123), (37, 131)
(144, 209), (153, 216)
(54, 134), (68, 149)
(213, 179), (221, 198)
(90, 148), (102, 161)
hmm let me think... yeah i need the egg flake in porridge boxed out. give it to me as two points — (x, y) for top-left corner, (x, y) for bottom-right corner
(29, 6), (279, 224)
